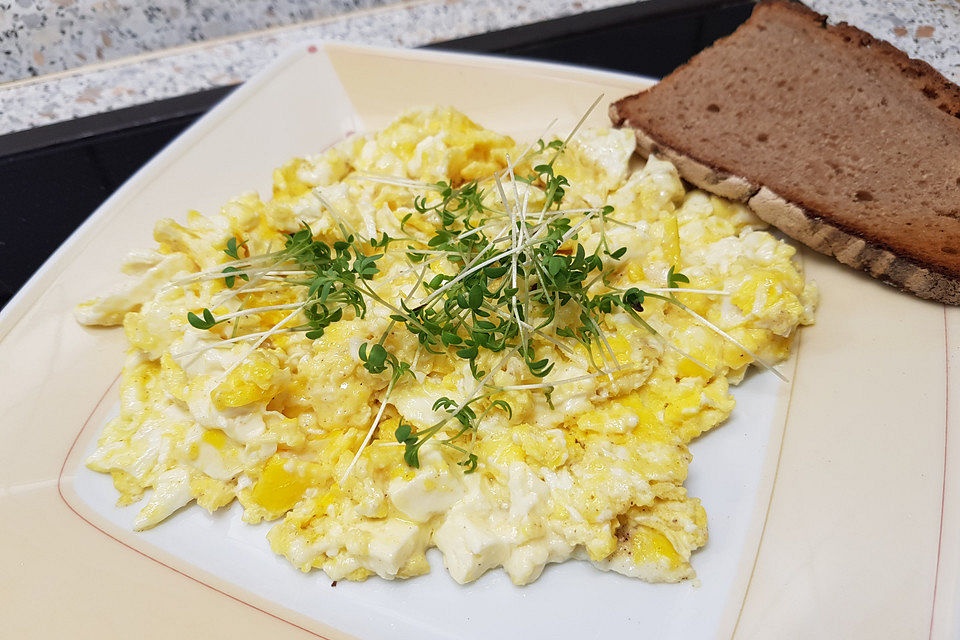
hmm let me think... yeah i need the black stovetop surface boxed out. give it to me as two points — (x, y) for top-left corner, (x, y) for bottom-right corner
(0, 0), (753, 309)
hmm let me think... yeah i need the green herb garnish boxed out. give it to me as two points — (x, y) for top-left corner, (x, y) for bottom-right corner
(175, 103), (777, 476)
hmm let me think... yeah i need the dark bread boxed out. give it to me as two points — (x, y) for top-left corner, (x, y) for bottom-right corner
(610, 0), (960, 304)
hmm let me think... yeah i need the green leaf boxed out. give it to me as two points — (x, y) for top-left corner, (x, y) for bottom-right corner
(667, 265), (690, 288)
(360, 342), (390, 374)
(458, 453), (478, 473)
(403, 444), (421, 468)
(490, 399), (513, 418)
(547, 257), (563, 276)
(221, 266), (249, 288)
(456, 346), (478, 360)
(468, 285), (484, 310)
(609, 247), (627, 260)
(433, 397), (456, 412)
(224, 236), (247, 259)
(623, 287), (645, 311)
(187, 308), (221, 330)
(441, 330), (462, 346)
(484, 264), (509, 278)
(369, 343), (387, 365)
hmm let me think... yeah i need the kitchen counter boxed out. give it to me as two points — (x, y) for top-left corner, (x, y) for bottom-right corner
(2, 0), (959, 137)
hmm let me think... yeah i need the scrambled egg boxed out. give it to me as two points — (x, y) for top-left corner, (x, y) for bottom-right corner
(77, 107), (816, 586)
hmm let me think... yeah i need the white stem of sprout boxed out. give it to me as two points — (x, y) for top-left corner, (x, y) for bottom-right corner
(411, 343), (423, 372)
(642, 287), (729, 295)
(671, 300), (787, 381)
(347, 173), (443, 190)
(545, 207), (601, 216)
(519, 188), (534, 350)
(499, 160), (530, 357)
(551, 94), (604, 165)
(452, 223), (495, 243)
(259, 275), (313, 283)
(494, 367), (638, 391)
(210, 270), (271, 306)
(312, 187), (365, 242)
(447, 347), (519, 427)
(401, 249), (460, 256)
(168, 266), (305, 288)
(414, 224), (515, 307)
(175, 327), (298, 358)
(210, 302), (308, 322)
(376, 254), (447, 287)
(494, 174), (516, 292)
(536, 94), (603, 222)
(493, 118), (558, 179)
(215, 304), (305, 383)
(514, 200), (530, 319)
(623, 313), (713, 374)
(340, 376), (397, 483)
(171, 254), (294, 282)
(559, 211), (596, 245)
(586, 314), (621, 378)
(604, 216), (636, 229)
(405, 261), (429, 303)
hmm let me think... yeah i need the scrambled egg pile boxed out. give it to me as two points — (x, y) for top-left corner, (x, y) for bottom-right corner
(77, 108), (816, 586)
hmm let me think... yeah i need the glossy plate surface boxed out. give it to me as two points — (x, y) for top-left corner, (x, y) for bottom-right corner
(0, 43), (956, 639)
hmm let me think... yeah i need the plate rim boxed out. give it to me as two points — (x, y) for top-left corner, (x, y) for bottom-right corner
(4, 38), (953, 640)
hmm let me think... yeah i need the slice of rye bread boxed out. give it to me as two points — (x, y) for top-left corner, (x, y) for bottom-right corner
(610, 0), (960, 305)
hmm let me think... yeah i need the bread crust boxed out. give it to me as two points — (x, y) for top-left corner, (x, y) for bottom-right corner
(624, 124), (960, 304)
(610, 0), (960, 305)
(748, 187), (960, 305)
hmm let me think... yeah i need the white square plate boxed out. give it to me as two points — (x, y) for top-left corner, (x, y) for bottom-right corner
(0, 43), (957, 639)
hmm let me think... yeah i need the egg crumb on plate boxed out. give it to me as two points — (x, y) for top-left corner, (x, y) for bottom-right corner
(76, 106), (816, 586)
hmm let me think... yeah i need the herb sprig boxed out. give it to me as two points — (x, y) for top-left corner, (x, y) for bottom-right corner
(177, 107), (779, 476)
(184, 154), (667, 471)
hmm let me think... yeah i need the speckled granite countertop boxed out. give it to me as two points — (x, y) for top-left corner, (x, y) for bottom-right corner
(1, 0), (958, 136)
(1, 0), (402, 81)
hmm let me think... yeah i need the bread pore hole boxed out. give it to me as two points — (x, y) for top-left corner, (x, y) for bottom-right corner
(757, 133), (769, 142)
(942, 246), (959, 255)
(707, 103), (721, 113)
(854, 190), (874, 202)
